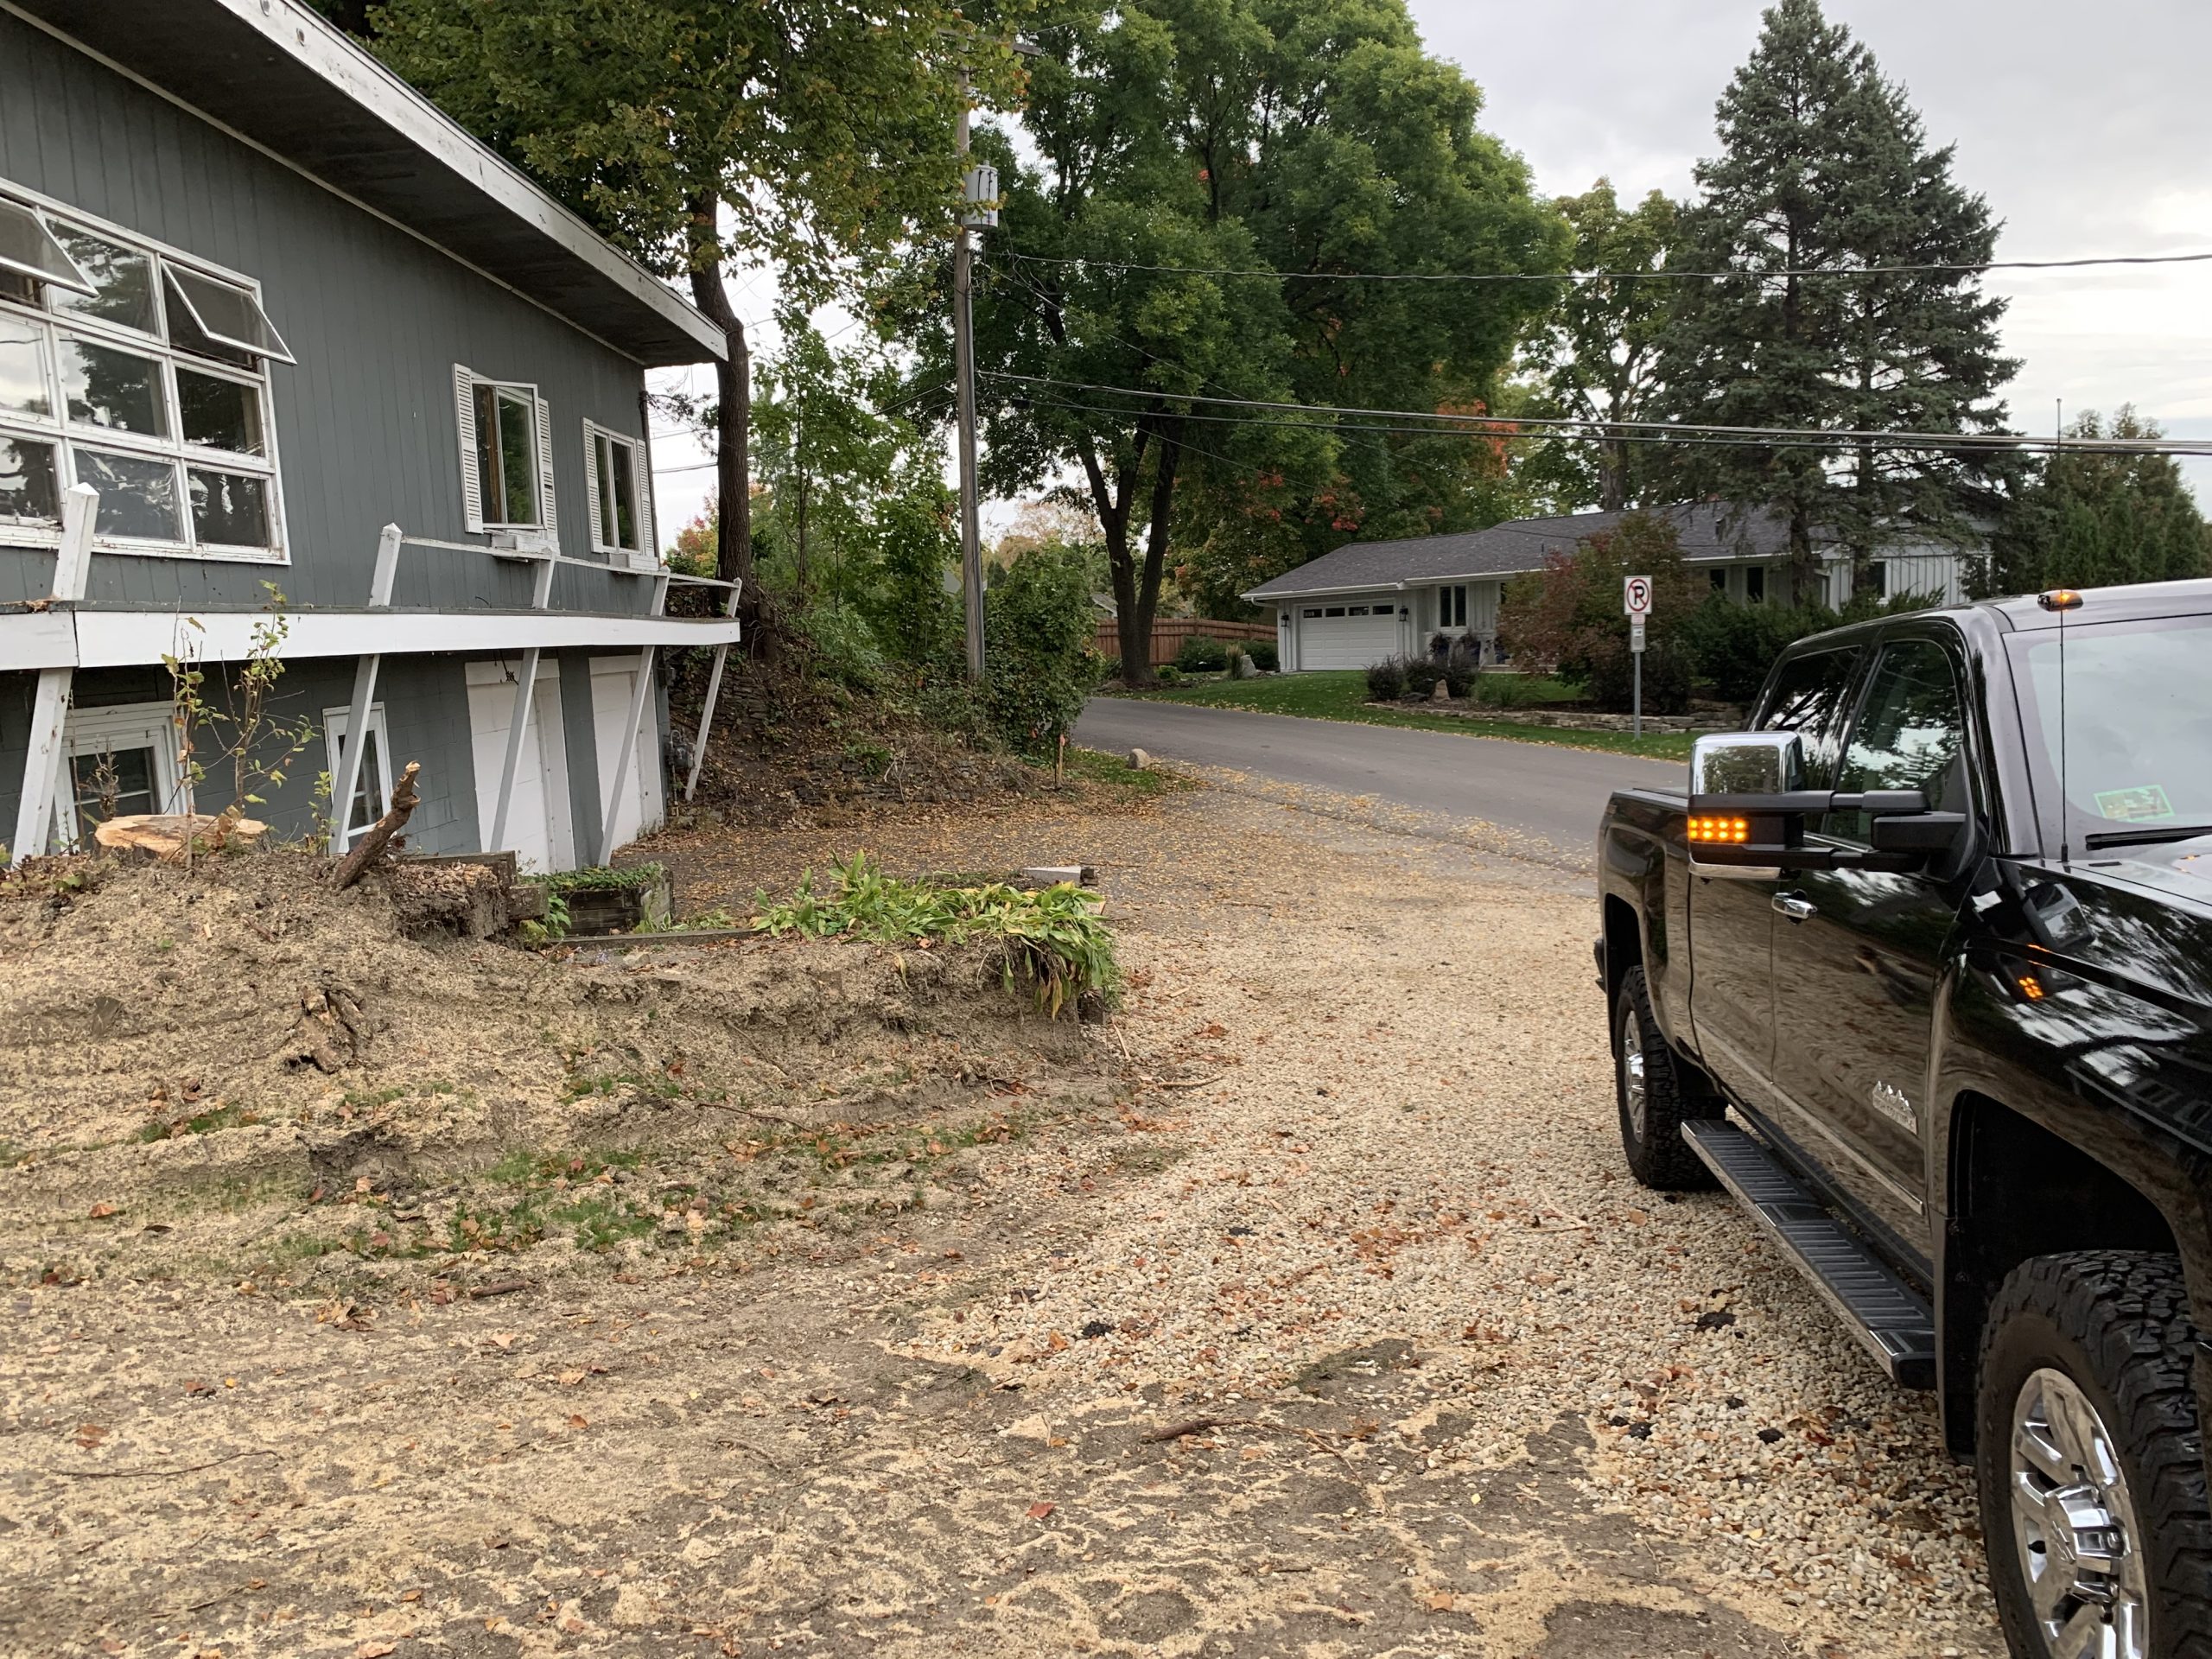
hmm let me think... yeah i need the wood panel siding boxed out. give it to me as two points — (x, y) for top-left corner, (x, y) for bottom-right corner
(0, 15), (658, 618)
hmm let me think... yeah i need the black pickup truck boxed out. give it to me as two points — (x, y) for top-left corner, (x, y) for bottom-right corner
(1596, 577), (2212, 1658)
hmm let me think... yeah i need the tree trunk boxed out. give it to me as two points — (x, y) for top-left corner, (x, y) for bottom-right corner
(332, 761), (421, 890)
(1599, 426), (1627, 512)
(686, 200), (750, 589)
(1109, 523), (1144, 683)
(1133, 423), (1184, 665)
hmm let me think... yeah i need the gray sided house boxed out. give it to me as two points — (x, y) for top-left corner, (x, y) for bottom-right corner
(1243, 503), (1971, 673)
(0, 0), (740, 870)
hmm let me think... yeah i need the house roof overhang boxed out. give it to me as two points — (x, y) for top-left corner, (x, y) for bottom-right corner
(4, 0), (725, 367)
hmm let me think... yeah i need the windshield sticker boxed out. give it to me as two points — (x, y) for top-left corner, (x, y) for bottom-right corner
(2095, 785), (2177, 823)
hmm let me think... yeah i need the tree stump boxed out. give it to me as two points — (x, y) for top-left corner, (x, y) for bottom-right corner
(93, 812), (268, 859)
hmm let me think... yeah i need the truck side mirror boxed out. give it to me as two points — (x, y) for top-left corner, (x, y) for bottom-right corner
(1687, 733), (1804, 880)
(1687, 734), (1959, 876)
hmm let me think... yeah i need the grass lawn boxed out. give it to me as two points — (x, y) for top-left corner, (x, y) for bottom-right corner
(1103, 671), (1699, 761)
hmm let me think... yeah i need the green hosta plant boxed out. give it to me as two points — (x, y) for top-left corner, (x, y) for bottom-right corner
(753, 854), (1116, 1018)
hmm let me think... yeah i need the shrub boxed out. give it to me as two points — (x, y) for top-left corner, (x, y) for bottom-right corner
(983, 544), (1100, 758)
(1497, 511), (1701, 715)
(1154, 663), (1183, 684)
(753, 854), (1116, 1018)
(1175, 632), (1230, 673)
(1471, 672), (1550, 710)
(1364, 658), (1406, 701)
(1100, 657), (1123, 683)
(1402, 654), (1443, 698)
(1681, 594), (1834, 703)
(1245, 640), (1278, 672)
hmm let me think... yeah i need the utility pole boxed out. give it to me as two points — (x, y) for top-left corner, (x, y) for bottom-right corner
(953, 68), (987, 685)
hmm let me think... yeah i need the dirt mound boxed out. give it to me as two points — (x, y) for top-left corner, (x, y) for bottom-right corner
(0, 851), (1109, 1296)
(668, 650), (1043, 829)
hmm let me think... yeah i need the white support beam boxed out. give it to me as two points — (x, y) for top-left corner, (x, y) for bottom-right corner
(10, 485), (97, 865)
(596, 577), (670, 864)
(328, 524), (403, 855)
(488, 555), (556, 853)
(683, 581), (743, 803)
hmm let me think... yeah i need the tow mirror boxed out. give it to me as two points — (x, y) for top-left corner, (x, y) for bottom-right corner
(1686, 733), (1961, 877)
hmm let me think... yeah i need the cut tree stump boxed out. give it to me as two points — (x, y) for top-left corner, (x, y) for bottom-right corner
(93, 812), (268, 859)
(332, 760), (420, 890)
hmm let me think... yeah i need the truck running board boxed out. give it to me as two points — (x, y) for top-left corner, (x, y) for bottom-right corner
(1681, 1119), (1936, 1389)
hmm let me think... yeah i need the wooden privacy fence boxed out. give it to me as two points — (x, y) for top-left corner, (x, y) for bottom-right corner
(1096, 616), (1275, 668)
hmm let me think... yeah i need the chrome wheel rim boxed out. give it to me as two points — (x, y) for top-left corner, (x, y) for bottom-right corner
(2010, 1367), (2149, 1659)
(1618, 1000), (1648, 1141)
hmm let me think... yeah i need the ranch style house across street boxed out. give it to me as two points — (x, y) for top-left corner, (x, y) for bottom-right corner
(1243, 502), (1972, 673)
(0, 0), (741, 872)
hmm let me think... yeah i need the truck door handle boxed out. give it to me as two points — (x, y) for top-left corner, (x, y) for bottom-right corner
(1772, 893), (1818, 925)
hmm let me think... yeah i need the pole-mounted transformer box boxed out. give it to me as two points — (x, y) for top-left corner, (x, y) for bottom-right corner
(963, 163), (1001, 229)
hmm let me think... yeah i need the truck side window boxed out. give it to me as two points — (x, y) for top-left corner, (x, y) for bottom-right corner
(1758, 648), (1861, 788)
(1831, 639), (1968, 842)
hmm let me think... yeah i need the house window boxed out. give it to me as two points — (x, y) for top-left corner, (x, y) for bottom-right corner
(0, 181), (290, 560)
(1440, 584), (1467, 627)
(1867, 560), (1889, 600)
(323, 704), (392, 850)
(1745, 566), (1767, 605)
(582, 419), (656, 567)
(454, 365), (556, 542)
(1324, 607), (1346, 617)
(56, 702), (190, 851)
(1709, 568), (1728, 594)
(1347, 605), (1370, 616)
(1301, 608), (1321, 619)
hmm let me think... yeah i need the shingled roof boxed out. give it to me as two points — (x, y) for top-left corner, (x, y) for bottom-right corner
(1242, 503), (1801, 601)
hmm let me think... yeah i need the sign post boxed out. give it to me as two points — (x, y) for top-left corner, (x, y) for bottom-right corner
(1624, 575), (1653, 739)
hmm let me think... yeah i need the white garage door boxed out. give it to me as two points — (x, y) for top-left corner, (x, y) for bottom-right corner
(1297, 602), (1402, 671)
(466, 658), (575, 874)
(589, 653), (664, 856)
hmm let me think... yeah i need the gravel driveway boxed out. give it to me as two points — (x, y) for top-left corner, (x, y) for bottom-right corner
(3, 779), (2003, 1656)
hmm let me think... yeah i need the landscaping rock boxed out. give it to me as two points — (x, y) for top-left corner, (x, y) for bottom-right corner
(1128, 747), (1154, 771)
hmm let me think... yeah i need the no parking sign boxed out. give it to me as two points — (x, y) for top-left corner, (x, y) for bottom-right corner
(1624, 575), (1650, 654)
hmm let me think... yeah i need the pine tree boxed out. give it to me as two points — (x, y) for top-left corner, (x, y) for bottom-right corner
(1985, 409), (2212, 594)
(1661, 0), (2016, 593)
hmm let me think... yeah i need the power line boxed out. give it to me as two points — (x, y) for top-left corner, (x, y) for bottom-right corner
(1001, 247), (2212, 285)
(983, 372), (2212, 457)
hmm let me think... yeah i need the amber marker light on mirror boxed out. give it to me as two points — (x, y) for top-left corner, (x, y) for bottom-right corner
(2037, 588), (2085, 613)
(2017, 973), (2047, 1001)
(1687, 816), (1751, 844)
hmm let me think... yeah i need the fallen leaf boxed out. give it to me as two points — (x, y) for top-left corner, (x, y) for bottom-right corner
(355, 1643), (397, 1658)
(1425, 1591), (1456, 1612)
(489, 1332), (517, 1351)
(569, 1414), (588, 1428)
(560, 1369), (588, 1386)
(87, 1202), (118, 1219)
(75, 1423), (105, 1449)
(1027, 1501), (1055, 1521)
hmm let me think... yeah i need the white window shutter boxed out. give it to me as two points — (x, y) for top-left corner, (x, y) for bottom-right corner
(630, 441), (658, 569)
(581, 424), (605, 556)
(534, 394), (558, 548)
(454, 365), (484, 533)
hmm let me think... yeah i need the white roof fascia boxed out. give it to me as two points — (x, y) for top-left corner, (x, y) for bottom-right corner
(204, 0), (723, 363)
(0, 607), (741, 671)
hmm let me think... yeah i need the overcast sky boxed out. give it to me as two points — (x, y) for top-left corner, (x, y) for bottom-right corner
(1418, 0), (2212, 489)
(650, 0), (2212, 538)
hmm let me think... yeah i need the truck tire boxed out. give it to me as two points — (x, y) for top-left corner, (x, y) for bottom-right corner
(1977, 1252), (2212, 1659)
(1612, 964), (1719, 1191)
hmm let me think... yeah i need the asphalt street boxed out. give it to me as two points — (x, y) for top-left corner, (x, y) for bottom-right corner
(1074, 696), (1687, 867)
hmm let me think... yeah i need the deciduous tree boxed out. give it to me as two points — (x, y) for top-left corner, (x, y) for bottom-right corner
(368, 0), (992, 588)
(1522, 181), (1680, 512)
(944, 0), (1563, 682)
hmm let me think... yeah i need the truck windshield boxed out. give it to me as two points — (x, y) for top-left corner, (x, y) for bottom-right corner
(2007, 612), (2212, 851)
